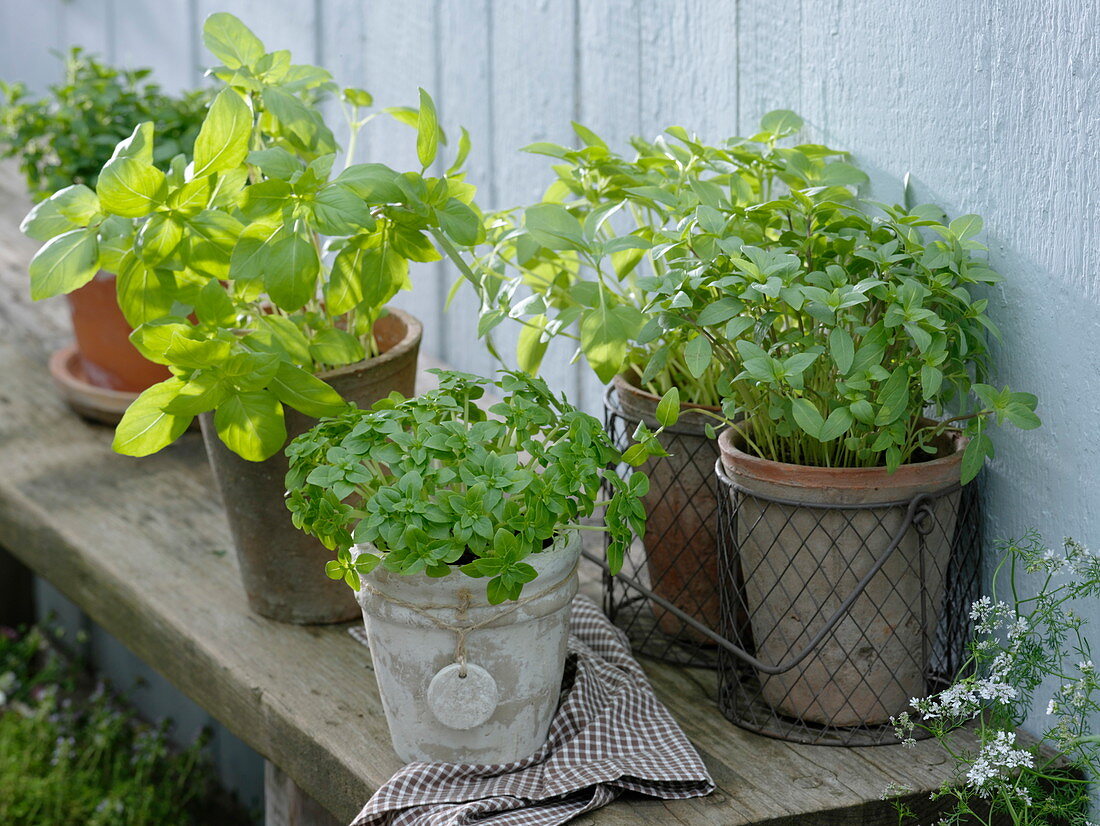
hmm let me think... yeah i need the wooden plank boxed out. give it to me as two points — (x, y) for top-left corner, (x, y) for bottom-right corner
(0, 161), (986, 824)
(0, 0), (64, 91)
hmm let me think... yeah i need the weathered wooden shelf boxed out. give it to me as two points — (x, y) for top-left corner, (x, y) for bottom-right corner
(0, 163), (970, 824)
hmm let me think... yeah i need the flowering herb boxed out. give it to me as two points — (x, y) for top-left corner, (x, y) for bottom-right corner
(0, 48), (209, 200)
(889, 534), (1100, 824)
(284, 370), (655, 603)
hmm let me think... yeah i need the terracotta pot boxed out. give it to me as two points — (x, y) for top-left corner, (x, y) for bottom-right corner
(717, 426), (966, 727)
(611, 375), (723, 640)
(66, 272), (171, 392)
(201, 309), (422, 624)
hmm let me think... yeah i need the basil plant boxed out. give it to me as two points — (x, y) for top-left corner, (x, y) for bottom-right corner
(642, 135), (1040, 482)
(461, 111), (862, 406)
(21, 13), (483, 461)
(284, 370), (652, 603)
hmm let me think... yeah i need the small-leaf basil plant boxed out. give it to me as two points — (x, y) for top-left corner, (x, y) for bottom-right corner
(21, 12), (484, 461)
(638, 150), (1040, 483)
(284, 370), (663, 603)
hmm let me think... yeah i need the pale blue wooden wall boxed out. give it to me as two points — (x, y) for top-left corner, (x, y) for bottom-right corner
(3, 0), (1099, 784)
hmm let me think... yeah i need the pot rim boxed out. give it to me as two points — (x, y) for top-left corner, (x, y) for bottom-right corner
(717, 421), (967, 491)
(612, 372), (723, 413)
(316, 307), (423, 382)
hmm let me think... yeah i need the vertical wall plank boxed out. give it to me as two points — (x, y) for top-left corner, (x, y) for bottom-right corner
(0, 0), (63, 90)
(360, 1), (444, 356)
(638, 0), (738, 142)
(112, 1), (196, 91)
(58, 0), (115, 61)
(488, 0), (578, 397)
(435, 0), (497, 379)
(737, 0), (800, 134)
(571, 0), (642, 412)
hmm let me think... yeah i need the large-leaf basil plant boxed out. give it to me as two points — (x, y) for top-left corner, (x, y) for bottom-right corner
(21, 13), (483, 461)
(461, 110), (862, 407)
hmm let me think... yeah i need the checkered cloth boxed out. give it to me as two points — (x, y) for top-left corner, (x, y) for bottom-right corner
(348, 595), (714, 826)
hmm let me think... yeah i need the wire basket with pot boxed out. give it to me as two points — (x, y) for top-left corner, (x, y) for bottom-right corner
(633, 162), (1040, 742)
(20, 13), (485, 624)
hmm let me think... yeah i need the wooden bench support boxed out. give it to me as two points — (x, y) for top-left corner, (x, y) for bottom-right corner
(266, 761), (342, 826)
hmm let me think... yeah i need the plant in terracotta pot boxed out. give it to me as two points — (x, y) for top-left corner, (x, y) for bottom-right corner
(284, 369), (652, 763)
(2, 48), (209, 417)
(644, 161), (1040, 727)
(460, 111), (861, 640)
(21, 13), (485, 624)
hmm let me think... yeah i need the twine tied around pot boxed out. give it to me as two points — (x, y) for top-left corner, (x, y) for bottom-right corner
(360, 557), (579, 678)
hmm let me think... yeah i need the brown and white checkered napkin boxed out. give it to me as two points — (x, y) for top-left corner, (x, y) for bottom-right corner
(349, 595), (714, 826)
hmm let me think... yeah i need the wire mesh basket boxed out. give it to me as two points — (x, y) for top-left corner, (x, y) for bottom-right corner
(595, 384), (982, 745)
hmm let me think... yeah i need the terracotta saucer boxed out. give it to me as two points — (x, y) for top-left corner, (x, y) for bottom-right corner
(49, 344), (141, 425)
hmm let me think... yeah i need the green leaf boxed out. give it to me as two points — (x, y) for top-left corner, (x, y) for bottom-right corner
(333, 163), (404, 204)
(29, 229), (99, 300)
(311, 183), (374, 235)
(684, 335), (713, 379)
(269, 361), (346, 418)
(342, 87), (373, 107)
(960, 431), (993, 484)
(135, 213), (183, 266)
(949, 214), (983, 240)
(819, 406), (853, 442)
(621, 444), (649, 467)
(759, 109), (803, 137)
(194, 279), (238, 326)
(447, 127), (472, 175)
(162, 372), (229, 416)
(184, 210), (243, 279)
(416, 88), (439, 169)
(517, 315), (549, 374)
(829, 328), (855, 375)
(308, 327), (365, 367)
(656, 387), (680, 428)
(265, 222), (320, 311)
(435, 197), (482, 245)
(524, 203), (585, 251)
(109, 122), (155, 165)
(203, 12), (266, 70)
(696, 297), (743, 327)
(214, 391), (287, 461)
(247, 147), (301, 179)
(262, 86), (335, 156)
(112, 377), (192, 457)
(96, 157), (167, 217)
(116, 255), (177, 327)
(579, 303), (641, 383)
(21, 195), (80, 241)
(791, 398), (824, 440)
(874, 368), (910, 427)
(50, 184), (101, 225)
(193, 88), (252, 177)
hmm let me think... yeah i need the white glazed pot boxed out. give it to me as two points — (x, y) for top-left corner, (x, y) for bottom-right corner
(356, 531), (581, 764)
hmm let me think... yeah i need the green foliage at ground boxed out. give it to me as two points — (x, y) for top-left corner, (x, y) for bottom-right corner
(0, 624), (251, 826)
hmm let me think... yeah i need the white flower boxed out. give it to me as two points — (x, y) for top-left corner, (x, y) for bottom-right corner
(1047, 698), (1057, 715)
(965, 731), (1034, 792)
